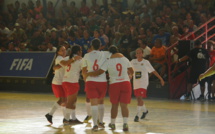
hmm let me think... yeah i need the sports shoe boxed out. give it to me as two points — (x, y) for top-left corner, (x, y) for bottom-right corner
(98, 122), (105, 129)
(197, 95), (205, 101)
(45, 113), (53, 124)
(185, 93), (191, 101)
(83, 115), (92, 123)
(63, 118), (73, 125)
(71, 119), (83, 124)
(92, 125), (98, 131)
(141, 110), (148, 119)
(123, 123), (129, 131)
(134, 116), (139, 122)
(97, 120), (105, 125)
(208, 94), (212, 101)
(108, 123), (116, 130)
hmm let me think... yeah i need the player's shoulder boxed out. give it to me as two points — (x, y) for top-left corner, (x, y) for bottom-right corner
(56, 55), (64, 60)
(131, 59), (137, 63)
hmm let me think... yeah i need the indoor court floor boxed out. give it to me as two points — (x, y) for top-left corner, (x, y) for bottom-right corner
(0, 92), (215, 134)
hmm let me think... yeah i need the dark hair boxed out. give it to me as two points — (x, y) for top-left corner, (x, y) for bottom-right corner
(56, 45), (64, 56)
(91, 39), (101, 50)
(94, 29), (100, 35)
(109, 45), (118, 54)
(69, 30), (75, 37)
(194, 40), (201, 46)
(54, 45), (64, 65)
(70, 45), (81, 58)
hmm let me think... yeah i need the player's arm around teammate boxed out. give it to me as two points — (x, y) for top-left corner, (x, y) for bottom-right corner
(45, 45), (67, 124)
(60, 45), (83, 125)
(87, 46), (134, 131)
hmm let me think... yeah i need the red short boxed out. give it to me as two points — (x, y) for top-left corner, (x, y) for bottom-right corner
(109, 81), (131, 104)
(52, 84), (66, 98)
(62, 82), (79, 97)
(134, 88), (147, 98)
(85, 81), (107, 99)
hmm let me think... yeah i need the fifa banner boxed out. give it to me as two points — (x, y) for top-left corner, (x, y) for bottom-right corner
(0, 52), (55, 78)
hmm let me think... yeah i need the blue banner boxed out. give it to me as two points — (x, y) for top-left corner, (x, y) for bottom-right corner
(0, 52), (55, 78)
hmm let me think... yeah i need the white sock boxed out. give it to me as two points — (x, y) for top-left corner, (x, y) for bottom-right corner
(64, 108), (72, 120)
(123, 117), (128, 124)
(91, 105), (98, 126)
(61, 106), (66, 117)
(142, 104), (147, 112)
(71, 110), (76, 120)
(98, 104), (104, 123)
(86, 102), (91, 116)
(111, 118), (116, 124)
(137, 106), (142, 117)
(49, 102), (60, 115)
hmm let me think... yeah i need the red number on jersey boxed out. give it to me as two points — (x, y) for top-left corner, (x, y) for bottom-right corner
(116, 63), (122, 76)
(93, 60), (99, 71)
(67, 65), (71, 72)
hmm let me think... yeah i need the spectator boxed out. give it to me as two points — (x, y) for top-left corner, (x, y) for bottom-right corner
(100, 0), (109, 14)
(63, 41), (71, 56)
(149, 38), (167, 78)
(91, 0), (100, 14)
(152, 28), (170, 47)
(132, 0), (144, 14)
(20, 3), (28, 18)
(0, 22), (12, 37)
(16, 13), (26, 29)
(119, 28), (133, 60)
(7, 42), (17, 51)
(79, 30), (93, 56)
(69, 1), (79, 18)
(29, 30), (44, 51)
(80, 1), (90, 16)
(100, 28), (109, 47)
(164, 16), (176, 33)
(59, 0), (70, 21)
(47, 1), (55, 22)
(67, 31), (80, 46)
(34, 0), (43, 20)
(50, 30), (58, 47)
(170, 26), (181, 45)
(145, 28), (155, 48)
(112, 32), (121, 47)
(130, 39), (151, 59)
(12, 23), (27, 45)
(180, 25), (195, 40)
(18, 42), (29, 51)
(155, 16), (165, 29)
(46, 42), (56, 52)
(26, 13), (34, 25)
(27, 0), (35, 16)
(14, 0), (21, 15)
(93, 29), (106, 50)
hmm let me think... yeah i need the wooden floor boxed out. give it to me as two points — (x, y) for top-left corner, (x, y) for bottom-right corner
(1, 92), (215, 134)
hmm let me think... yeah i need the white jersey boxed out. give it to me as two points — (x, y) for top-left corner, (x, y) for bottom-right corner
(101, 57), (132, 84)
(63, 57), (82, 83)
(131, 59), (155, 90)
(82, 50), (111, 82)
(52, 56), (69, 85)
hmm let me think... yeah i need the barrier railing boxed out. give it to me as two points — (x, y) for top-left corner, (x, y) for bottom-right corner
(166, 17), (215, 99)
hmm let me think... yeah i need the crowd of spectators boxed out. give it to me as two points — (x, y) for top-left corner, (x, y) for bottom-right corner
(0, 0), (214, 79)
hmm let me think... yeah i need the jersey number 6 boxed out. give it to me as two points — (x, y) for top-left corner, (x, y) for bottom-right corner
(93, 60), (99, 71)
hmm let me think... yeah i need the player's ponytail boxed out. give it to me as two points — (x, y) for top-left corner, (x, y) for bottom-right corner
(108, 45), (119, 54)
(70, 45), (81, 58)
(53, 45), (64, 65)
